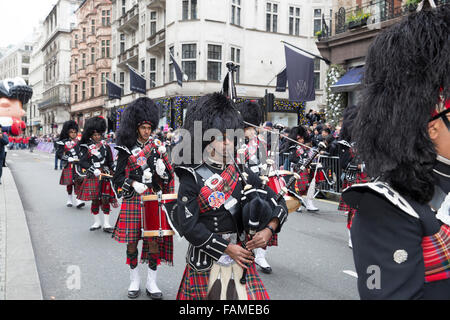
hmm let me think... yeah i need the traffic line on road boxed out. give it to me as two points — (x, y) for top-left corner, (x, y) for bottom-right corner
(343, 270), (358, 278)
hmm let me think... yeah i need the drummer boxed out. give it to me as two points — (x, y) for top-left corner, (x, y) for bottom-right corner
(173, 93), (288, 300)
(78, 116), (118, 232)
(236, 100), (278, 275)
(112, 97), (174, 300)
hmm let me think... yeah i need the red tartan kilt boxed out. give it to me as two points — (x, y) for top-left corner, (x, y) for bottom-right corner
(59, 165), (73, 185)
(315, 170), (326, 183)
(338, 172), (369, 213)
(295, 171), (309, 195)
(78, 176), (100, 201)
(176, 263), (269, 300)
(266, 233), (278, 247)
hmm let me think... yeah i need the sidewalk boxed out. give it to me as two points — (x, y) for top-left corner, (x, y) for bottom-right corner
(0, 165), (42, 300)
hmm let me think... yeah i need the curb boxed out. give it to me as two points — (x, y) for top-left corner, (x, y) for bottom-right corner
(0, 166), (43, 300)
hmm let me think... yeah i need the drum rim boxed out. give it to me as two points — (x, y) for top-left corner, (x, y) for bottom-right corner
(142, 193), (178, 201)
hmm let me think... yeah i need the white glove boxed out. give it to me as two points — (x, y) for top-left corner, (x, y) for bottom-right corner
(158, 145), (166, 154)
(155, 159), (166, 177)
(93, 169), (101, 177)
(132, 181), (148, 194)
(67, 157), (74, 163)
(143, 169), (152, 183)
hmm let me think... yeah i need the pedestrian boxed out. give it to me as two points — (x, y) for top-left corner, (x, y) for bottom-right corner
(78, 116), (118, 233)
(173, 93), (288, 300)
(0, 124), (9, 184)
(342, 4), (450, 299)
(112, 97), (175, 300)
(55, 120), (85, 209)
(53, 137), (62, 170)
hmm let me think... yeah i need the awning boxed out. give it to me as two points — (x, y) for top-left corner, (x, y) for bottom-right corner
(330, 67), (364, 93)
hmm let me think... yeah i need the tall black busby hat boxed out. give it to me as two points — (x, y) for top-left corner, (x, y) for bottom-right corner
(339, 105), (359, 142)
(236, 100), (263, 128)
(288, 125), (310, 145)
(80, 116), (107, 144)
(59, 120), (79, 141)
(352, 4), (450, 203)
(182, 92), (244, 160)
(116, 97), (160, 149)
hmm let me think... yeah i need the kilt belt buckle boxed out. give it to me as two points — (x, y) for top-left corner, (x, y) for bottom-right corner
(205, 174), (223, 190)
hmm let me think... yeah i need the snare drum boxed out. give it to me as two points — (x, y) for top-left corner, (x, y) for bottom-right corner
(141, 193), (177, 237)
(268, 171), (301, 213)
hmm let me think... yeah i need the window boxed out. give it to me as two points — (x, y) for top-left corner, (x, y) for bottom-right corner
(207, 44), (222, 81)
(141, 59), (145, 74)
(150, 11), (157, 36)
(74, 34), (78, 48)
(74, 84), (78, 103)
(122, 0), (126, 16)
(101, 72), (109, 95)
(182, 0), (197, 20)
(266, 2), (278, 32)
(150, 58), (156, 88)
(231, 0), (241, 26)
(82, 81), (86, 100)
(119, 72), (125, 90)
(91, 19), (95, 34)
(22, 67), (29, 75)
(314, 59), (320, 90)
(289, 6), (301, 36)
(82, 28), (86, 42)
(91, 77), (95, 98)
(120, 34), (125, 54)
(82, 53), (86, 69)
(102, 10), (110, 26)
(181, 44), (196, 81)
(140, 13), (146, 41)
(169, 46), (174, 82)
(230, 47), (241, 83)
(314, 9), (322, 35)
(22, 55), (30, 64)
(74, 58), (78, 73)
(91, 47), (95, 64)
(102, 40), (110, 58)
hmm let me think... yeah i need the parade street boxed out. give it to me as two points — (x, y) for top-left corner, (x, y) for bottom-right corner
(7, 149), (359, 300)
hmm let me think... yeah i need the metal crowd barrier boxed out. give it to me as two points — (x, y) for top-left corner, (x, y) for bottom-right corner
(314, 155), (342, 195)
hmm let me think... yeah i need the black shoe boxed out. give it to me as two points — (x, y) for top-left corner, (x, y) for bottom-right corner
(76, 202), (85, 209)
(67, 203), (73, 207)
(89, 225), (101, 231)
(103, 227), (114, 234)
(258, 265), (273, 274)
(128, 289), (140, 299)
(146, 289), (163, 300)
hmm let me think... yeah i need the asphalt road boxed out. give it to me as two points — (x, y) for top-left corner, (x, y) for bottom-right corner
(7, 148), (359, 300)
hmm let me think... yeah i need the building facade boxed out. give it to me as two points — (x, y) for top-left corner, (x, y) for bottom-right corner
(70, 0), (113, 129)
(39, 0), (83, 135)
(28, 26), (46, 135)
(315, 0), (446, 108)
(107, 0), (333, 129)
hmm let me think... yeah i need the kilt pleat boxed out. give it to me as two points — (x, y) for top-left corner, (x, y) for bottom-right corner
(176, 263), (269, 300)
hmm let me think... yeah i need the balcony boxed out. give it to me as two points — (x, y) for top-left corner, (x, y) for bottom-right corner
(86, 63), (96, 75)
(315, 0), (447, 65)
(96, 57), (111, 70)
(39, 85), (71, 110)
(147, 0), (165, 9)
(70, 73), (78, 82)
(78, 42), (87, 52)
(117, 4), (139, 33)
(147, 29), (165, 55)
(78, 68), (87, 79)
(117, 44), (139, 67)
(87, 34), (97, 45)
